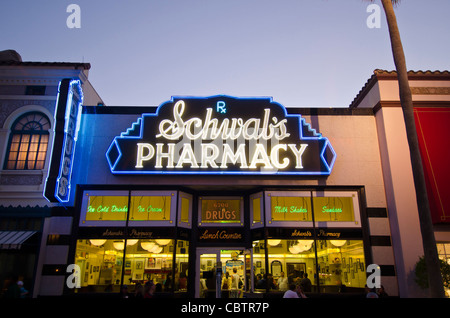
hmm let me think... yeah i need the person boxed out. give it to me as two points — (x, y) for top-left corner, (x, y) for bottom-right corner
(3, 275), (20, 298)
(283, 284), (299, 298)
(120, 284), (130, 298)
(296, 285), (307, 298)
(178, 272), (187, 290)
(300, 273), (312, 293)
(365, 285), (379, 298)
(163, 274), (172, 291)
(377, 285), (389, 298)
(17, 281), (29, 298)
(134, 283), (144, 299)
(230, 268), (240, 298)
(277, 272), (288, 291)
(144, 281), (156, 298)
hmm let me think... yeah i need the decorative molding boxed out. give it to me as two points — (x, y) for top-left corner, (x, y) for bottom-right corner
(411, 87), (450, 95)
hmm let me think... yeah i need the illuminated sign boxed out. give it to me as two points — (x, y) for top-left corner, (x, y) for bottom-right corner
(44, 79), (83, 203)
(201, 199), (242, 224)
(106, 96), (336, 175)
(198, 228), (243, 241)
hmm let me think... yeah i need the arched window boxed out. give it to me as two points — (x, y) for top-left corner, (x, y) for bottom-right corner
(4, 112), (50, 170)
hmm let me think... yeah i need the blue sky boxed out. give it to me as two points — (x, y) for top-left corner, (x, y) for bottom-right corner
(1, 0), (449, 107)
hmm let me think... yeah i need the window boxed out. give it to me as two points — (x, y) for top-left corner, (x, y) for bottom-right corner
(4, 112), (50, 170)
(74, 239), (189, 294)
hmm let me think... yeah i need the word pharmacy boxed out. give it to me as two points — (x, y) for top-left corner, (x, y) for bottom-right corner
(106, 96), (336, 175)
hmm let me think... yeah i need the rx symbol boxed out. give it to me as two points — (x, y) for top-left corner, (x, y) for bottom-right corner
(216, 101), (227, 114)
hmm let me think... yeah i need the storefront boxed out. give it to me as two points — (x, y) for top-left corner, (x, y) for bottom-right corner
(42, 80), (397, 297)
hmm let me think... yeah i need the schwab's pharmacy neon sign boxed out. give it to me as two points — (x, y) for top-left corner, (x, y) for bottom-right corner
(106, 96), (336, 175)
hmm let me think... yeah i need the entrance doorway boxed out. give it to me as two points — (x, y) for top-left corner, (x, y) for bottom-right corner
(195, 247), (251, 298)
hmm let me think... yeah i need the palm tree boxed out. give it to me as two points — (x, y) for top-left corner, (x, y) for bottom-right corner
(373, 0), (445, 297)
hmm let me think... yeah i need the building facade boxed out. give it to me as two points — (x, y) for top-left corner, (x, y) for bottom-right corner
(1, 55), (449, 298)
(0, 50), (103, 297)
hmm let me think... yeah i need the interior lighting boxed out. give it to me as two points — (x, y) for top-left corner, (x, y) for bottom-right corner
(155, 239), (171, 246)
(89, 239), (106, 246)
(113, 240), (125, 250)
(267, 239), (281, 246)
(330, 240), (347, 247)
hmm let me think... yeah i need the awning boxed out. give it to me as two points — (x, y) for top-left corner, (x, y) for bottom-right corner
(0, 231), (37, 250)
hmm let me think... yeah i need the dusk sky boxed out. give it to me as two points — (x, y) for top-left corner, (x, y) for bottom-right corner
(1, 0), (449, 107)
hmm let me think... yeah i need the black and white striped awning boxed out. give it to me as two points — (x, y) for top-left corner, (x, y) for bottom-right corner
(0, 231), (37, 249)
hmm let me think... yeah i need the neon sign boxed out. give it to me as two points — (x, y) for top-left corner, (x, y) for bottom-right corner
(106, 96), (336, 175)
(44, 79), (83, 203)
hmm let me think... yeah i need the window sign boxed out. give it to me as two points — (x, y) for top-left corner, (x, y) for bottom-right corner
(80, 191), (129, 227)
(128, 191), (177, 227)
(199, 197), (243, 226)
(313, 191), (360, 227)
(106, 96), (336, 176)
(270, 196), (313, 222)
(265, 191), (313, 227)
(265, 191), (361, 228)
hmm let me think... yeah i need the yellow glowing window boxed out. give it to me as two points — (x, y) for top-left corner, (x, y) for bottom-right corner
(180, 197), (190, 224)
(270, 196), (312, 222)
(201, 199), (241, 224)
(5, 112), (50, 170)
(252, 197), (261, 224)
(313, 197), (355, 222)
(85, 195), (128, 221)
(129, 195), (172, 221)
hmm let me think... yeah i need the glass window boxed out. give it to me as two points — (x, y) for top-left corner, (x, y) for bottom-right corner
(199, 197), (243, 226)
(313, 197), (355, 222)
(267, 239), (317, 293)
(316, 240), (366, 292)
(4, 112), (50, 170)
(250, 192), (263, 228)
(270, 196), (312, 222)
(175, 240), (189, 292)
(79, 191), (129, 226)
(124, 239), (174, 294)
(128, 191), (177, 226)
(129, 195), (172, 221)
(252, 240), (267, 291)
(74, 239), (124, 293)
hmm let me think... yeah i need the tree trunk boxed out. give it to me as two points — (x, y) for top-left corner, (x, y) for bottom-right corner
(380, 0), (445, 297)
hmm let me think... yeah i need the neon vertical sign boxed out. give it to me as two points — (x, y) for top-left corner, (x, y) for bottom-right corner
(44, 79), (83, 203)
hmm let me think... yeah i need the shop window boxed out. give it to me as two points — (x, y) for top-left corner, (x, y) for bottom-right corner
(250, 193), (263, 228)
(252, 240), (267, 291)
(178, 192), (192, 228)
(74, 239), (124, 293)
(270, 195), (312, 222)
(199, 197), (243, 226)
(265, 191), (361, 227)
(4, 112), (50, 170)
(74, 239), (189, 295)
(313, 196), (355, 223)
(128, 191), (177, 226)
(79, 191), (129, 226)
(266, 239), (317, 293)
(316, 240), (366, 292)
(175, 240), (189, 292)
(129, 195), (172, 221)
(124, 239), (174, 292)
(79, 191), (179, 227)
